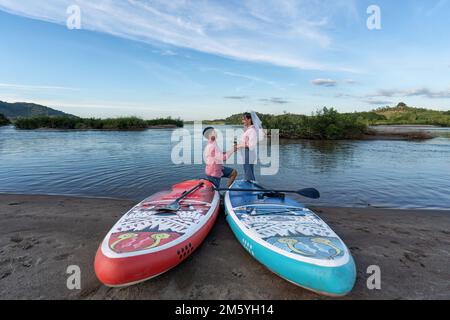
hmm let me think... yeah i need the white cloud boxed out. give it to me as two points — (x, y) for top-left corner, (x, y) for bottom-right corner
(311, 78), (337, 87)
(0, 0), (358, 71)
(224, 96), (248, 101)
(0, 83), (80, 91)
(260, 97), (290, 105)
(367, 87), (450, 99)
(364, 99), (393, 105)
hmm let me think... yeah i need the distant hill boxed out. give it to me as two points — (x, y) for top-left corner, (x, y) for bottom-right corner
(0, 101), (76, 119)
(0, 113), (10, 126)
(351, 102), (450, 126)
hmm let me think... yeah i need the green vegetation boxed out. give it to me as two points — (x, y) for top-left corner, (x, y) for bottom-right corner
(0, 101), (75, 119)
(226, 108), (368, 140)
(264, 108), (368, 140)
(0, 113), (11, 126)
(146, 117), (184, 127)
(14, 116), (183, 130)
(221, 103), (449, 140)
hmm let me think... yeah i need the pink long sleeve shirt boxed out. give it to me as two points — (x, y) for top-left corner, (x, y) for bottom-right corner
(204, 141), (230, 178)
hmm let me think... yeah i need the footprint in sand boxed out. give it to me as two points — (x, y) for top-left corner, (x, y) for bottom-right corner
(0, 270), (12, 280)
(54, 253), (71, 261)
(10, 236), (23, 243)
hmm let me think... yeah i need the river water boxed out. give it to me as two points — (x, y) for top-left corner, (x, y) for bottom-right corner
(0, 125), (449, 210)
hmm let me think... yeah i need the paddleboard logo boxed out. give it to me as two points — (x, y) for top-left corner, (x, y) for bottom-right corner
(272, 237), (343, 259)
(238, 208), (345, 260)
(113, 203), (207, 234)
(109, 232), (180, 253)
(239, 210), (333, 238)
(107, 197), (210, 253)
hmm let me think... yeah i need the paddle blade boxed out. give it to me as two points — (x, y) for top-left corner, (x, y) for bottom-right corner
(297, 188), (320, 199)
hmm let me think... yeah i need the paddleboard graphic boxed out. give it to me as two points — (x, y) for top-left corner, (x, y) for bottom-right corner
(225, 180), (356, 296)
(95, 180), (220, 287)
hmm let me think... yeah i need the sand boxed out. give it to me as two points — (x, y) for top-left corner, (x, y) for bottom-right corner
(0, 194), (449, 300)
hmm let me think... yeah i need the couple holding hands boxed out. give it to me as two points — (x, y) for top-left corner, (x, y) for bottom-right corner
(203, 111), (263, 188)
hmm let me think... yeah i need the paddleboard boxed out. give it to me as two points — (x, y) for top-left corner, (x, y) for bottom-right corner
(225, 180), (356, 296)
(95, 179), (220, 287)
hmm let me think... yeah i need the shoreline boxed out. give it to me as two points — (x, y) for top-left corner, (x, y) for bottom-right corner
(7, 125), (181, 131)
(3, 124), (446, 140)
(2, 192), (449, 211)
(1, 193), (449, 300)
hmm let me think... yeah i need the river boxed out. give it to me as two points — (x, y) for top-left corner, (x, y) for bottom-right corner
(0, 125), (449, 209)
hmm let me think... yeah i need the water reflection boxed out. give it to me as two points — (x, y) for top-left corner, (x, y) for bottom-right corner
(0, 125), (449, 209)
(279, 139), (357, 173)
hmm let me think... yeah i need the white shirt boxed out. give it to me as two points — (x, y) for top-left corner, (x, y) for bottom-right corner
(241, 125), (257, 150)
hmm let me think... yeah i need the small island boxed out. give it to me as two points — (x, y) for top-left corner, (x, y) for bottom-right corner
(219, 103), (449, 140)
(0, 100), (183, 130)
(13, 116), (183, 130)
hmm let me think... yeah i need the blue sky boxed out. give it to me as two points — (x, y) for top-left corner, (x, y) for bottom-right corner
(0, 0), (449, 120)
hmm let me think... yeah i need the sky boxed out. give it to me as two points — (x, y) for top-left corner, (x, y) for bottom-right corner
(0, 0), (449, 120)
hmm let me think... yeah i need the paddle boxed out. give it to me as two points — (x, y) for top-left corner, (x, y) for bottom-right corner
(216, 187), (321, 199)
(158, 182), (205, 212)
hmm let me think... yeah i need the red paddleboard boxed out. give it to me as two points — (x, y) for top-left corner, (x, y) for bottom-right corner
(94, 179), (220, 287)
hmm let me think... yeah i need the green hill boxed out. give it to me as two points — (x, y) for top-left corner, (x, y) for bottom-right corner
(350, 103), (450, 126)
(0, 101), (76, 119)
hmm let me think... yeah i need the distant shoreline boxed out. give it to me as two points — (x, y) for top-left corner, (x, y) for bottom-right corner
(1, 123), (443, 140)
(11, 116), (183, 131)
(1, 124), (180, 131)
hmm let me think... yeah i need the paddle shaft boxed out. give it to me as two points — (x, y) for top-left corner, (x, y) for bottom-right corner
(216, 187), (320, 199)
(174, 182), (205, 203)
(218, 188), (297, 193)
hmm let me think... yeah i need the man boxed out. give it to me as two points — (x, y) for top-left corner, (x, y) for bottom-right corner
(203, 126), (238, 188)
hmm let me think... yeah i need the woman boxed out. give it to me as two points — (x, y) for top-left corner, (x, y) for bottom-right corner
(236, 111), (263, 181)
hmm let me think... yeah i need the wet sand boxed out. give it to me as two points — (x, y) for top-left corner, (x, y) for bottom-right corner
(0, 194), (449, 300)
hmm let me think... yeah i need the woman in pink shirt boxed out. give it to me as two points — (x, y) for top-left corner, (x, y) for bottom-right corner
(203, 127), (237, 188)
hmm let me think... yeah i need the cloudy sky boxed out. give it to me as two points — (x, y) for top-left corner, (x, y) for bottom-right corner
(0, 0), (449, 120)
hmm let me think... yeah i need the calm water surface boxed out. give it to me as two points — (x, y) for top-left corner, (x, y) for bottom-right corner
(1, 125), (449, 209)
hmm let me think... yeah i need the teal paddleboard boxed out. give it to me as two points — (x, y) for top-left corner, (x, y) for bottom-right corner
(225, 180), (356, 296)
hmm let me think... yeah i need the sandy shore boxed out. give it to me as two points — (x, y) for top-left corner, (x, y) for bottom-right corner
(0, 194), (449, 300)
